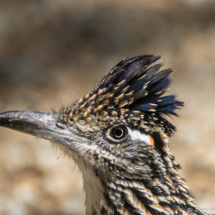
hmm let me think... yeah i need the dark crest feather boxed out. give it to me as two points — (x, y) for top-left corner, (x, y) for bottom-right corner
(74, 55), (183, 136)
(106, 55), (183, 134)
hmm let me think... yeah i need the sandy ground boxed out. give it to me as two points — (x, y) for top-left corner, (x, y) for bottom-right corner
(0, 0), (215, 214)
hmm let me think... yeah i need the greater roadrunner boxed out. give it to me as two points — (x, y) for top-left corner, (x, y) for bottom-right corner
(0, 55), (209, 215)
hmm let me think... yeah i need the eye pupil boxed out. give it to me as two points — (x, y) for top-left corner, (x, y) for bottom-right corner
(114, 128), (123, 137)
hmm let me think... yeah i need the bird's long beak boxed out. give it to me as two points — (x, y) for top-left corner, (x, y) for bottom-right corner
(0, 110), (73, 145)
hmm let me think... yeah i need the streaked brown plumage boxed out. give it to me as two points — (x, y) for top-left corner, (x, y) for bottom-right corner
(0, 55), (209, 215)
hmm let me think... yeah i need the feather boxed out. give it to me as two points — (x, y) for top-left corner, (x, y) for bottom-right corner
(73, 55), (183, 136)
(134, 103), (158, 112)
(148, 76), (172, 95)
(157, 95), (177, 107)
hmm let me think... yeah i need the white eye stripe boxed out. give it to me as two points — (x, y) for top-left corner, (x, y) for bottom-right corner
(127, 128), (151, 145)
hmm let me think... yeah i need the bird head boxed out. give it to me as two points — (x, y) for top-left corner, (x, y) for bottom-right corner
(55, 55), (183, 177)
(1, 55), (192, 215)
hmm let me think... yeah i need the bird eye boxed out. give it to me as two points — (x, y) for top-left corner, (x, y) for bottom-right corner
(106, 125), (128, 143)
(111, 126), (127, 139)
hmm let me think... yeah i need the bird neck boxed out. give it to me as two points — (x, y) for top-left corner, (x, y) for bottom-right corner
(60, 141), (204, 215)
(82, 163), (105, 215)
(80, 155), (202, 215)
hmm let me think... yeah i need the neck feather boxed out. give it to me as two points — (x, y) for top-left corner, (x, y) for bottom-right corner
(81, 152), (205, 215)
(56, 139), (206, 215)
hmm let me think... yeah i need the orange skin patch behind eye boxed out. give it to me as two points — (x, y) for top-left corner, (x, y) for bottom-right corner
(149, 135), (154, 147)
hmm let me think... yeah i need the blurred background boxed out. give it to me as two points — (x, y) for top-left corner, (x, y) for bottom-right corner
(0, 0), (215, 214)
